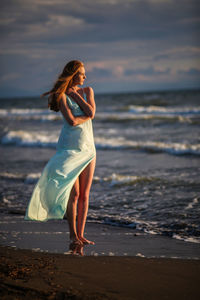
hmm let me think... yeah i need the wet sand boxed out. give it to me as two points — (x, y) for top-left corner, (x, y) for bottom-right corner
(1, 215), (200, 258)
(1, 215), (200, 299)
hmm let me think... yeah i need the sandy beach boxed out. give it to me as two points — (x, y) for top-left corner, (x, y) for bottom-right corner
(0, 215), (200, 299)
(1, 245), (200, 300)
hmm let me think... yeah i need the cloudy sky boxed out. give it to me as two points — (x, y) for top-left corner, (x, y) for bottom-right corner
(0, 0), (200, 97)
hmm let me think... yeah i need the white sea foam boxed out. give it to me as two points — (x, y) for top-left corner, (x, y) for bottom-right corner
(1, 130), (58, 147)
(6, 231), (65, 235)
(95, 137), (200, 155)
(95, 112), (196, 123)
(0, 171), (24, 179)
(21, 172), (155, 186)
(25, 172), (152, 187)
(25, 173), (41, 184)
(127, 105), (200, 115)
(95, 104), (200, 124)
(0, 108), (61, 121)
(90, 251), (99, 256)
(136, 253), (145, 257)
(1, 106), (199, 123)
(2, 196), (11, 205)
(93, 173), (155, 186)
(173, 234), (200, 244)
(185, 197), (199, 210)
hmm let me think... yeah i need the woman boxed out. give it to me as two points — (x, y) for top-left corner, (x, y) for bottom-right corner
(25, 60), (96, 246)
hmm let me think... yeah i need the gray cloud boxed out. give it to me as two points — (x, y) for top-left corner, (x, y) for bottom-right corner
(0, 0), (199, 96)
(87, 67), (112, 78)
(1, 0), (199, 44)
(124, 66), (171, 76)
(177, 67), (200, 76)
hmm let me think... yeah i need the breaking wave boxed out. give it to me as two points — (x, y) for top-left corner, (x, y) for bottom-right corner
(1, 130), (200, 156)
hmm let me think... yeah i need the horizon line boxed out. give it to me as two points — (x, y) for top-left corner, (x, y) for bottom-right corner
(0, 86), (200, 99)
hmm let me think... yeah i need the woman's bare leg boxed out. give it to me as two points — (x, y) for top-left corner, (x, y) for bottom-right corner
(77, 157), (96, 244)
(67, 178), (82, 245)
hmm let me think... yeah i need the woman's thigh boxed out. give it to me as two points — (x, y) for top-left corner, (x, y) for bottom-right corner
(79, 156), (96, 198)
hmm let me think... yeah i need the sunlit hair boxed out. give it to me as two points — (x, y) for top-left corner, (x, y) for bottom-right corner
(41, 60), (84, 112)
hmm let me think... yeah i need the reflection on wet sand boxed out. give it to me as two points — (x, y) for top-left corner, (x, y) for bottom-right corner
(66, 239), (96, 256)
(67, 242), (85, 256)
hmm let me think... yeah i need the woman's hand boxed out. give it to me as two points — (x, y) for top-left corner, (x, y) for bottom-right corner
(59, 94), (90, 126)
(66, 88), (83, 104)
(66, 86), (95, 119)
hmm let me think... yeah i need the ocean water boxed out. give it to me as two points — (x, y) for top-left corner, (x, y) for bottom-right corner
(0, 89), (200, 244)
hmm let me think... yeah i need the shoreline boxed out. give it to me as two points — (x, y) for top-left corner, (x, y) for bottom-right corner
(0, 215), (200, 259)
(1, 245), (200, 300)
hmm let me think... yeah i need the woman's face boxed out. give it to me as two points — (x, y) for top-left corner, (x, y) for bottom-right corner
(73, 66), (86, 86)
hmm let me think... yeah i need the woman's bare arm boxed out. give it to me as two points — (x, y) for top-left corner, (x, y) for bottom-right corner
(67, 87), (96, 119)
(59, 94), (90, 126)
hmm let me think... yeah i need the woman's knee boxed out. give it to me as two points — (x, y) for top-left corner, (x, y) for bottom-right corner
(79, 193), (89, 203)
(74, 190), (79, 202)
(69, 186), (79, 204)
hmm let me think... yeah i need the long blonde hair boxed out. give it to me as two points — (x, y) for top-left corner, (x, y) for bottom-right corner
(41, 60), (84, 112)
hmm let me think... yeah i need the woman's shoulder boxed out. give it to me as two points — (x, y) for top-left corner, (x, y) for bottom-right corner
(83, 86), (94, 95)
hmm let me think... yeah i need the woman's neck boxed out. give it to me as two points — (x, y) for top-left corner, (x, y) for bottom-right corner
(71, 85), (79, 91)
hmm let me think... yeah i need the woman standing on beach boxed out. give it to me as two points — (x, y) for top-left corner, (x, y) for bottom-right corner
(25, 60), (96, 246)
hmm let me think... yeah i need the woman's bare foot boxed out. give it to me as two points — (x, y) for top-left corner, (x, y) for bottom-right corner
(69, 243), (84, 256)
(78, 236), (95, 245)
(70, 235), (83, 246)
